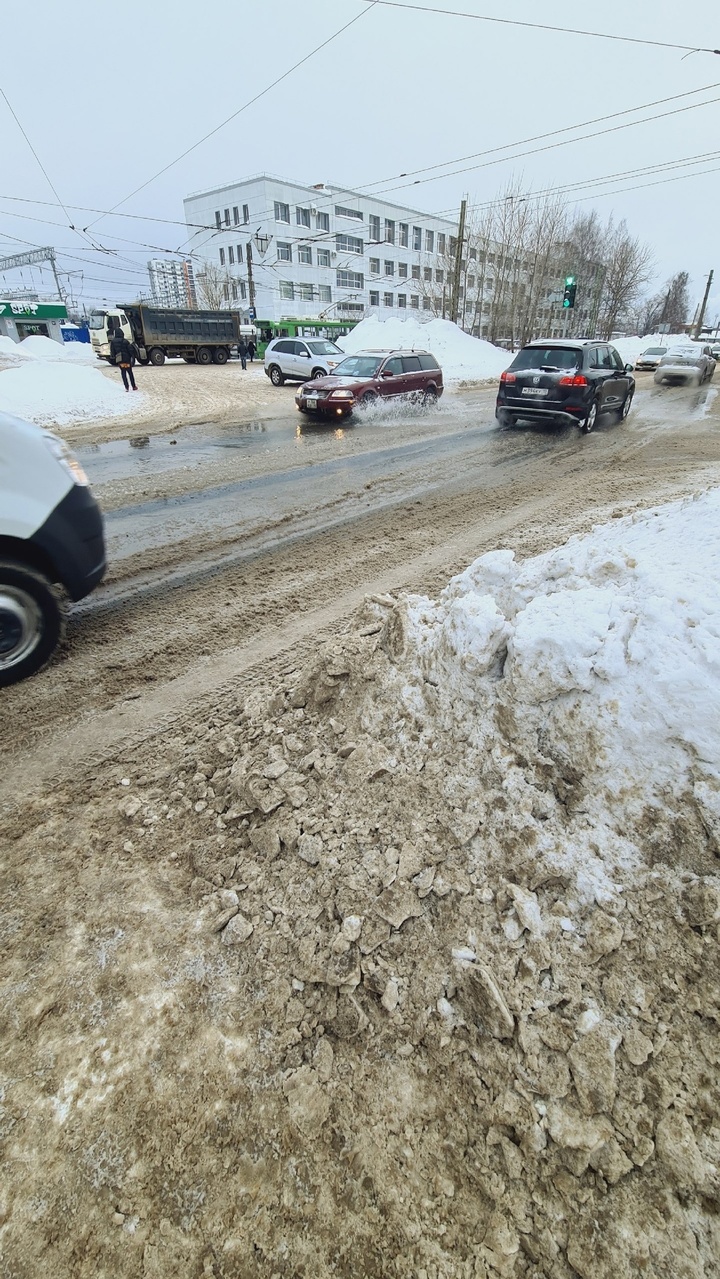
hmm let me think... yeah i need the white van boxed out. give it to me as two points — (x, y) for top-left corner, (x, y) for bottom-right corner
(0, 411), (106, 686)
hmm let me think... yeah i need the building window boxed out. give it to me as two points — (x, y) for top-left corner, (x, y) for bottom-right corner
(369, 258), (380, 275)
(399, 222), (409, 248)
(316, 211), (329, 232)
(224, 208), (230, 226)
(425, 230), (434, 253)
(296, 283), (314, 301)
(411, 295), (420, 309)
(398, 262), (408, 279)
(317, 248), (330, 267)
(237, 244), (244, 264)
(450, 237), (458, 256)
(228, 246), (235, 265)
(383, 292), (394, 307)
(231, 281), (238, 299)
(423, 297), (432, 310)
(335, 204), (363, 221)
(219, 248), (225, 266)
(413, 226), (421, 251)
(215, 210), (221, 229)
(296, 207), (311, 227)
(298, 245), (312, 264)
(398, 294), (407, 308)
(336, 269), (364, 288)
(469, 246), (476, 260)
(435, 269), (443, 283)
(318, 284), (331, 303)
(370, 290), (380, 306)
(385, 219), (395, 244)
(438, 233), (446, 255)
(423, 266), (432, 282)
(487, 251), (495, 265)
(369, 214), (380, 241)
(280, 280), (294, 299)
(277, 242), (292, 262)
(467, 275), (475, 289)
(239, 281), (247, 299)
(223, 283), (229, 300)
(232, 207), (239, 226)
(243, 204), (249, 224)
(412, 264), (420, 280)
(384, 260), (395, 276)
(275, 201), (290, 223)
(335, 233), (364, 254)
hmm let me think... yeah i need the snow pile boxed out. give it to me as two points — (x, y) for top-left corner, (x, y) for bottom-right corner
(612, 332), (687, 364)
(18, 333), (96, 362)
(0, 360), (136, 425)
(337, 315), (511, 382)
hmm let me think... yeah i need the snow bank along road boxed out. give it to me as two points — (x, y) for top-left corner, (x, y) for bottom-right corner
(1, 374), (718, 802)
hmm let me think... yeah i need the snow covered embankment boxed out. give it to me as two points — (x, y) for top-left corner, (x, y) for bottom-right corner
(338, 315), (511, 383)
(0, 334), (137, 426)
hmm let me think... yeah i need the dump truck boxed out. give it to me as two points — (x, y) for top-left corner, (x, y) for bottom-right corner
(88, 303), (244, 366)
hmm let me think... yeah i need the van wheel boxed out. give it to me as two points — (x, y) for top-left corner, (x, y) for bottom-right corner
(0, 561), (63, 687)
(196, 347), (212, 366)
(148, 348), (165, 366)
(269, 365), (285, 386)
(213, 347), (229, 364)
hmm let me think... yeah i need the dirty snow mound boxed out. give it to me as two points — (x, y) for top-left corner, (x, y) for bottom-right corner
(338, 315), (511, 382)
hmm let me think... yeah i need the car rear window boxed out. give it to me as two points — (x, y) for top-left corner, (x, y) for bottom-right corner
(643, 347), (666, 356)
(510, 347), (580, 371)
(333, 355), (383, 378)
(418, 353), (439, 370)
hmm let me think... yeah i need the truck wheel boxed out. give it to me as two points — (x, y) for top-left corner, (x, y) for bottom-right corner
(213, 348), (229, 364)
(0, 560), (63, 687)
(196, 347), (212, 366)
(148, 348), (165, 366)
(269, 365), (284, 386)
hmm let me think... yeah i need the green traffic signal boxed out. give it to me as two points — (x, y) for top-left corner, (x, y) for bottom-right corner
(565, 275), (575, 285)
(562, 298), (570, 308)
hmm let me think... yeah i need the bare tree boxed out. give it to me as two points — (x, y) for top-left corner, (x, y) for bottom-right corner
(637, 270), (689, 335)
(196, 261), (236, 310)
(597, 219), (655, 339)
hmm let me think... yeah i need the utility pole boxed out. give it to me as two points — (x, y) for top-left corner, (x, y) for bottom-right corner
(694, 269), (714, 339)
(245, 241), (256, 315)
(450, 197), (467, 326)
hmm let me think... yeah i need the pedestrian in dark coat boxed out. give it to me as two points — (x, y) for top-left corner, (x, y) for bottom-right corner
(247, 337), (256, 362)
(110, 332), (138, 390)
(238, 337), (248, 370)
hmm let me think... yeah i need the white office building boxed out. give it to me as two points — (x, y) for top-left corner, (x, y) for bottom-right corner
(183, 175), (464, 327)
(147, 258), (197, 309)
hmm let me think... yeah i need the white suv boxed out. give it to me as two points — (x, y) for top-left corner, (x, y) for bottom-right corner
(264, 337), (344, 386)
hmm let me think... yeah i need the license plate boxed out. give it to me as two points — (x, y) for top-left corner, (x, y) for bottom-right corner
(521, 387), (548, 396)
(306, 396), (318, 407)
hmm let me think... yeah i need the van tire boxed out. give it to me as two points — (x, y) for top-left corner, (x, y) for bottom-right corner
(148, 348), (165, 366)
(0, 560), (64, 687)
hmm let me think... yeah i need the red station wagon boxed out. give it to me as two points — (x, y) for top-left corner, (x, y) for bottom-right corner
(295, 349), (444, 418)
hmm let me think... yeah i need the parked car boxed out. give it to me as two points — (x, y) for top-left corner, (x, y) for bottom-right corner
(0, 410), (106, 685)
(495, 340), (635, 433)
(295, 350), (444, 418)
(264, 337), (344, 385)
(653, 345), (716, 385)
(634, 345), (668, 371)
(709, 342), (720, 361)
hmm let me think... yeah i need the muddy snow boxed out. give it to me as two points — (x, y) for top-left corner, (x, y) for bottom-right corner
(2, 486), (719, 1277)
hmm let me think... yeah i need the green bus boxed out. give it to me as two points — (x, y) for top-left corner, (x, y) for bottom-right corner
(255, 317), (360, 357)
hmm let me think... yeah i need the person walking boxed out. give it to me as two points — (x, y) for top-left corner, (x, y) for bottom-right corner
(110, 330), (139, 391)
(247, 336), (256, 362)
(238, 337), (248, 371)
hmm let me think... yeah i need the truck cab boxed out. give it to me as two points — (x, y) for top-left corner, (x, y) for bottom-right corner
(0, 411), (106, 685)
(88, 309), (133, 361)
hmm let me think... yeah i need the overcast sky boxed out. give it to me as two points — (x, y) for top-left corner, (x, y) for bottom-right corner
(2, 0), (718, 321)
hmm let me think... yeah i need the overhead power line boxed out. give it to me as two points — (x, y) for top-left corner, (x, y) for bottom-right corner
(84, 1), (380, 231)
(369, 1), (720, 56)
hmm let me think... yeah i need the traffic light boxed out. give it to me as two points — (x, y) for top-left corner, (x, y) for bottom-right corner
(563, 275), (577, 309)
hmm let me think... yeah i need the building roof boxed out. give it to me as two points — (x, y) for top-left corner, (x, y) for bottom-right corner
(183, 172), (457, 227)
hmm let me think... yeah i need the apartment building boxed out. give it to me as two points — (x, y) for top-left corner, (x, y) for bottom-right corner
(147, 258), (197, 309)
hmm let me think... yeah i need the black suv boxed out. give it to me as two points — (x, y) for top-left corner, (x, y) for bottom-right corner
(495, 340), (635, 433)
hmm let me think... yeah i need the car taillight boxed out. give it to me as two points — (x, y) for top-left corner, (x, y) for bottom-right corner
(500, 371), (516, 383)
(558, 374), (588, 386)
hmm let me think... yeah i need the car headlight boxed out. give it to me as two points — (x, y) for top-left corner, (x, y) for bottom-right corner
(42, 432), (89, 486)
(329, 390), (354, 399)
